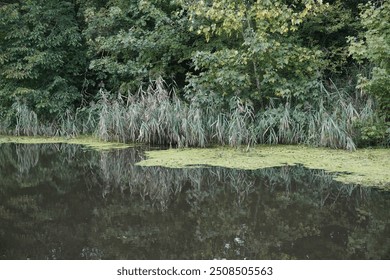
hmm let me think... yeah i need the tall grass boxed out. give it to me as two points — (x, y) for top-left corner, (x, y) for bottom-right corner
(0, 78), (386, 150)
(88, 78), (383, 150)
(13, 102), (38, 136)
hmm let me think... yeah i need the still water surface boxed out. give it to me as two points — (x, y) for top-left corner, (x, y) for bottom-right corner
(0, 143), (389, 259)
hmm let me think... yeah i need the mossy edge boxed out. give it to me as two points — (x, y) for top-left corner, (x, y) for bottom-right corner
(0, 135), (133, 150)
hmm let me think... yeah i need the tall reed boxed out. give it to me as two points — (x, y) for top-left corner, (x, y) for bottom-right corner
(0, 78), (385, 150)
(12, 102), (38, 136)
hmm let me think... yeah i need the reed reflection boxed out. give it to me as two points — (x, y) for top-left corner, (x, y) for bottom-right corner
(0, 143), (388, 260)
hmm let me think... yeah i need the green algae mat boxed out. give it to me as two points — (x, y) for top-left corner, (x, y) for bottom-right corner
(137, 145), (390, 189)
(0, 135), (132, 150)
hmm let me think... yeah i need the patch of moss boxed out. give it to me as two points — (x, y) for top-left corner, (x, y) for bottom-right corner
(0, 135), (133, 151)
(137, 145), (390, 189)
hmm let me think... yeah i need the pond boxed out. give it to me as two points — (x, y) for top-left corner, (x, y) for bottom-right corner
(0, 143), (389, 260)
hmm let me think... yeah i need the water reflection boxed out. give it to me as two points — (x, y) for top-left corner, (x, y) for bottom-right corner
(0, 143), (389, 259)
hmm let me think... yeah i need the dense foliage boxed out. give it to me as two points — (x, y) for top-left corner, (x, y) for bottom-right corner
(0, 0), (85, 118)
(0, 0), (389, 148)
(348, 0), (390, 117)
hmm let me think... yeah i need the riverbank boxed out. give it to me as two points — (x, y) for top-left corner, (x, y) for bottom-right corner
(0, 135), (132, 150)
(137, 145), (390, 189)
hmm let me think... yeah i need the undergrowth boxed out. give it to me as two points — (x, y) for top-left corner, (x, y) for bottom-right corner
(0, 78), (388, 150)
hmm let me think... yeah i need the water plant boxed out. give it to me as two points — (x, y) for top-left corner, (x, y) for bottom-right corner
(1, 77), (387, 150)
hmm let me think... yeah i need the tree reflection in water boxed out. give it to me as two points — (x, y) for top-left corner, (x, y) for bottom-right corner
(0, 143), (389, 259)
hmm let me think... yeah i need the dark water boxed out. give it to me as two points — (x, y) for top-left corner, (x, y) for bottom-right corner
(0, 143), (389, 260)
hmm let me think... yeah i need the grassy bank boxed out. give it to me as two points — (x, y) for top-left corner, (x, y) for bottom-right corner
(137, 145), (390, 189)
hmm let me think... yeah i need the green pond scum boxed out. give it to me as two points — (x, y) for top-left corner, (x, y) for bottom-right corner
(0, 135), (132, 151)
(137, 145), (390, 190)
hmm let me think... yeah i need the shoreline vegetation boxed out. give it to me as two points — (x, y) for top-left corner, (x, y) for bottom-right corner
(1, 79), (388, 151)
(0, 135), (388, 189)
(1, 1), (389, 152)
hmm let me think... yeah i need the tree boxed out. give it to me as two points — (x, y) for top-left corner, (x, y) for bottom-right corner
(83, 0), (193, 94)
(348, 1), (390, 119)
(297, 0), (367, 78)
(182, 0), (328, 110)
(0, 0), (86, 121)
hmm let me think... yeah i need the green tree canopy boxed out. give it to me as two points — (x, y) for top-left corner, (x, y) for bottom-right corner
(83, 0), (193, 94)
(0, 0), (86, 119)
(183, 0), (328, 109)
(348, 0), (390, 119)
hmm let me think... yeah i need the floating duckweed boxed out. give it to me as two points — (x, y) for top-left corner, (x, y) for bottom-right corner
(137, 145), (390, 189)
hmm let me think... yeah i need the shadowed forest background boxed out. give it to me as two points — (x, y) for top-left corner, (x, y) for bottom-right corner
(0, 0), (389, 149)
